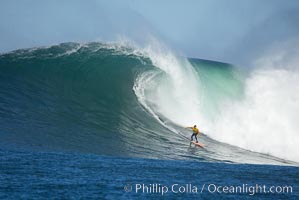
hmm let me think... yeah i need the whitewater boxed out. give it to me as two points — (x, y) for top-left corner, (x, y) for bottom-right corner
(132, 39), (299, 163)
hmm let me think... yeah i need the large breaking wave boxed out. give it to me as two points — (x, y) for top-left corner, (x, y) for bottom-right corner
(0, 41), (298, 164)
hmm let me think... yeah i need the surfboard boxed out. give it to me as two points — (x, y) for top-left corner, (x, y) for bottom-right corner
(191, 141), (205, 148)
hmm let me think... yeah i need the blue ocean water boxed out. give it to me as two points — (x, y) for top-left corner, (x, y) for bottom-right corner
(1, 148), (298, 199)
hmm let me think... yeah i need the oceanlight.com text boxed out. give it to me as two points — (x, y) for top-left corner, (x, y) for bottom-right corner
(124, 183), (293, 196)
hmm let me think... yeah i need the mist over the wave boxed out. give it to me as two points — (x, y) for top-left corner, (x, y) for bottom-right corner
(1, 0), (299, 65)
(0, 0), (159, 53)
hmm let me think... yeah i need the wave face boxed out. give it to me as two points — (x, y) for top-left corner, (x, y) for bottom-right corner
(0, 42), (298, 165)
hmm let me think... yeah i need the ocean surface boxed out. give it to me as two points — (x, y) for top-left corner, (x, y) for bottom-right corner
(0, 42), (298, 199)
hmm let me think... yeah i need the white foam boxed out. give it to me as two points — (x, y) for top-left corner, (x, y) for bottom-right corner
(133, 37), (204, 127)
(210, 45), (299, 162)
(132, 36), (299, 163)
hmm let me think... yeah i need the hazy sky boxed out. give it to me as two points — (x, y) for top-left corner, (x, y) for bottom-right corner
(1, 0), (298, 64)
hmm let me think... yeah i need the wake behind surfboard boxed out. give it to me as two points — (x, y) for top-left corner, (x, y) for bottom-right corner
(174, 131), (206, 148)
(190, 141), (205, 148)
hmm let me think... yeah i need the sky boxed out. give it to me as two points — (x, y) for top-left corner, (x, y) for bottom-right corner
(0, 0), (299, 64)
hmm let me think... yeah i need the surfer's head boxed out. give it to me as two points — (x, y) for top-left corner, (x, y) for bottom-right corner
(194, 125), (197, 128)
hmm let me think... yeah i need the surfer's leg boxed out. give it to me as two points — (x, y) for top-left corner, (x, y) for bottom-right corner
(191, 133), (194, 141)
(195, 134), (198, 143)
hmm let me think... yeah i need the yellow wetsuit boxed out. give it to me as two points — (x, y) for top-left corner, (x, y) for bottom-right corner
(191, 127), (199, 134)
(189, 127), (200, 142)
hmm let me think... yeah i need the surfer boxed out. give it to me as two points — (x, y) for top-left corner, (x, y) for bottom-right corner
(186, 125), (200, 143)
